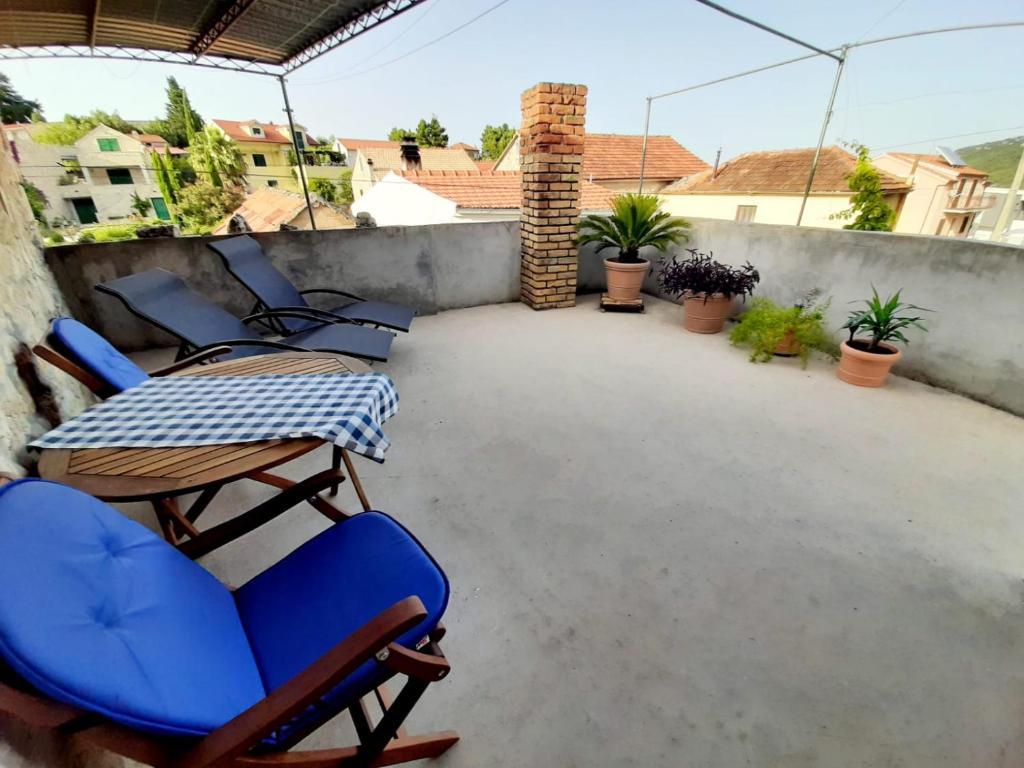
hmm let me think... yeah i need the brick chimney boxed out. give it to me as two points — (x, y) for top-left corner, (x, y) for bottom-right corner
(400, 139), (422, 172)
(519, 82), (587, 309)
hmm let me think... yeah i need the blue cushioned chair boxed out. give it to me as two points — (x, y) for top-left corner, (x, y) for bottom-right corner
(0, 476), (458, 768)
(209, 235), (416, 335)
(35, 317), (231, 399)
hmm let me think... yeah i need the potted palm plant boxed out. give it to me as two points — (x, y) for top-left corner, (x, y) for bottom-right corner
(838, 287), (930, 387)
(578, 193), (691, 302)
(657, 249), (759, 333)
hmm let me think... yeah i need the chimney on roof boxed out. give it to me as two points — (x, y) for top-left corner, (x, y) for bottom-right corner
(400, 139), (422, 171)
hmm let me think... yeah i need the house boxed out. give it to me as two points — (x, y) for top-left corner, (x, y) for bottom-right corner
(659, 146), (910, 229)
(451, 142), (480, 159)
(351, 169), (614, 226)
(71, 125), (175, 223)
(2, 123), (84, 225)
(208, 119), (319, 191)
(331, 137), (399, 164)
(873, 152), (993, 237)
(493, 133), (709, 192)
(212, 186), (352, 234)
(971, 187), (1024, 244)
(349, 141), (480, 199)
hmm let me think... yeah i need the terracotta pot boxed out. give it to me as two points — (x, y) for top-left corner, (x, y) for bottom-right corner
(837, 340), (902, 387)
(682, 293), (733, 334)
(774, 329), (801, 357)
(604, 258), (649, 300)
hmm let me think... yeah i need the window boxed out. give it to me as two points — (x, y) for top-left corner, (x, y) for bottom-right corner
(252, 154), (267, 167)
(250, 125), (263, 137)
(97, 138), (120, 152)
(106, 168), (133, 185)
(735, 205), (756, 223)
(267, 179), (278, 187)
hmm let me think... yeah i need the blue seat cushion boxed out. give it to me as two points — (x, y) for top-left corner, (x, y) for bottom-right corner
(234, 512), (448, 742)
(0, 480), (266, 737)
(51, 317), (149, 393)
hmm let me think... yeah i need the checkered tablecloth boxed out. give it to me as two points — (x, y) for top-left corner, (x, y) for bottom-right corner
(30, 373), (399, 462)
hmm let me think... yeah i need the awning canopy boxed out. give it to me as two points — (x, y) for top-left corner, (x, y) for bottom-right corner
(0, 0), (425, 75)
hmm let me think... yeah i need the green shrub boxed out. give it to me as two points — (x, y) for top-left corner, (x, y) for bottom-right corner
(730, 294), (836, 367)
(45, 232), (66, 245)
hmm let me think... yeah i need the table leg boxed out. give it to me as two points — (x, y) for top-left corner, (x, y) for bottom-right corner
(340, 448), (372, 512)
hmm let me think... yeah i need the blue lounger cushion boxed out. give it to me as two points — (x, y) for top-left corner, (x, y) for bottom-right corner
(0, 479), (266, 737)
(51, 317), (149, 393)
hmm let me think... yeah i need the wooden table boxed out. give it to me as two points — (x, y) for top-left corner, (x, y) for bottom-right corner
(38, 352), (373, 541)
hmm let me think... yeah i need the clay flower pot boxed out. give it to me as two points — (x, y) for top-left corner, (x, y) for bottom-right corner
(682, 293), (733, 334)
(837, 340), (902, 387)
(604, 258), (649, 301)
(774, 329), (801, 357)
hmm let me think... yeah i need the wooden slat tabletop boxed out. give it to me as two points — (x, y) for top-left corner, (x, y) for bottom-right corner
(37, 352), (371, 500)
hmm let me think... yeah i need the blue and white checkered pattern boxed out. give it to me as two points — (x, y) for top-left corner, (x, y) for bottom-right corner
(30, 373), (400, 462)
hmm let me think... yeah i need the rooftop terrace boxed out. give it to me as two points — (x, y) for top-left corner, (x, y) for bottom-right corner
(126, 294), (1024, 768)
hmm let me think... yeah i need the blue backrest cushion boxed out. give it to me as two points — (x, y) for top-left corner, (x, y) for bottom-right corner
(0, 480), (266, 737)
(51, 317), (149, 394)
(209, 236), (310, 334)
(97, 268), (266, 358)
(235, 512), (448, 695)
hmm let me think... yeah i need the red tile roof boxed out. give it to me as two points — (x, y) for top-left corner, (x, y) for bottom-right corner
(212, 187), (339, 234)
(211, 119), (317, 145)
(337, 138), (399, 150)
(400, 170), (614, 211)
(475, 160), (496, 172)
(133, 133), (168, 144)
(582, 134), (709, 181)
(886, 152), (989, 178)
(663, 146), (909, 195)
(451, 142), (478, 151)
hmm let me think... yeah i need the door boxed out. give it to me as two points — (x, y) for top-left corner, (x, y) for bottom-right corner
(72, 198), (98, 224)
(151, 197), (171, 220)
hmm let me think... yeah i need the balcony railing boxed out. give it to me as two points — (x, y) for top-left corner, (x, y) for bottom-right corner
(945, 192), (997, 211)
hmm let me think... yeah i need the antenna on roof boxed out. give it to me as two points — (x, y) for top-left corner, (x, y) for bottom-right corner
(712, 147), (722, 179)
(937, 145), (966, 167)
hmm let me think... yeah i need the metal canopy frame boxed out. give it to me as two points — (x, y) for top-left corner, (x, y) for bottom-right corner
(0, 0), (430, 230)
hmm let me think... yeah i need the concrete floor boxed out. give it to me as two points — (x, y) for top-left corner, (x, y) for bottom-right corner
(128, 295), (1024, 767)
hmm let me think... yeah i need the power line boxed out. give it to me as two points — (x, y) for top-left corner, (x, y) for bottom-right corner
(291, 0), (513, 86)
(875, 125), (1024, 151)
(855, 0), (909, 43)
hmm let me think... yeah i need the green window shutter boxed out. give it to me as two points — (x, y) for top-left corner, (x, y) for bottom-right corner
(106, 168), (133, 185)
(97, 138), (120, 152)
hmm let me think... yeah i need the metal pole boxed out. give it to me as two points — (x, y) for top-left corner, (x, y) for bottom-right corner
(991, 145), (1024, 242)
(278, 74), (316, 230)
(638, 97), (652, 193)
(796, 46), (847, 226)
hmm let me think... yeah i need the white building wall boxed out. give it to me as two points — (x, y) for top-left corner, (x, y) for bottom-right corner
(74, 126), (164, 222)
(659, 193), (854, 229)
(351, 172), (457, 226)
(3, 127), (79, 224)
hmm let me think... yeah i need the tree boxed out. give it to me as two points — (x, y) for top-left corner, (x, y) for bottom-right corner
(338, 169), (354, 204)
(20, 181), (47, 224)
(189, 125), (246, 187)
(388, 127), (415, 142)
(35, 110), (137, 145)
(832, 143), (897, 232)
(159, 77), (204, 148)
(0, 74), (42, 123)
(308, 177), (339, 203)
(129, 192), (153, 218)
(480, 123), (516, 159)
(416, 116), (448, 148)
(175, 182), (244, 231)
(150, 151), (181, 221)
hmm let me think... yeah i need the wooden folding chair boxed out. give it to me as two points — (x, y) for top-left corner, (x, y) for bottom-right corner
(0, 475), (458, 768)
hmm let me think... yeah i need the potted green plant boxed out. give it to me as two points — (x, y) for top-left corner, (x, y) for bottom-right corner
(578, 193), (691, 301)
(657, 249), (759, 333)
(838, 287), (930, 387)
(730, 291), (836, 367)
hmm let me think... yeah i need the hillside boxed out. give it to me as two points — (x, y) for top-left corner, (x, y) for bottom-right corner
(958, 136), (1023, 186)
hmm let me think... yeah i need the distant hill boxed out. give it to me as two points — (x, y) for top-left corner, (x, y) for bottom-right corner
(958, 136), (1023, 186)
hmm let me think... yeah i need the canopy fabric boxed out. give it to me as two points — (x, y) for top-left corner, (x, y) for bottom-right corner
(0, 0), (425, 73)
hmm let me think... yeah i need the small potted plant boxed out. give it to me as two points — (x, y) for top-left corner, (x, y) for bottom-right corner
(657, 249), (759, 333)
(730, 291), (836, 367)
(578, 193), (691, 302)
(838, 287), (930, 387)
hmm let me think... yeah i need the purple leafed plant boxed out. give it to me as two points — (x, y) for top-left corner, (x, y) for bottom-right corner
(657, 249), (760, 301)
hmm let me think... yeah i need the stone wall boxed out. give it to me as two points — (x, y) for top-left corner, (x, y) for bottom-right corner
(578, 218), (1024, 415)
(519, 82), (586, 309)
(0, 130), (90, 476)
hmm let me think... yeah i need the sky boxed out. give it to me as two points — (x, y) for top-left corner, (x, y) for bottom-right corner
(2, 0), (1022, 164)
